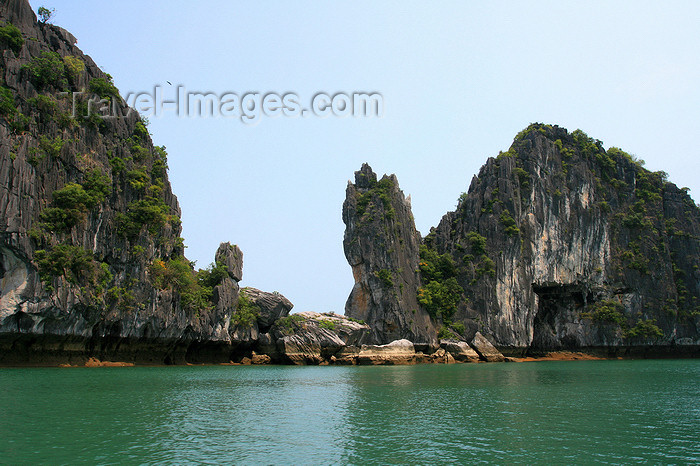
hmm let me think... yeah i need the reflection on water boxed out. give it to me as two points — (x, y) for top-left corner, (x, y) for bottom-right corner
(1, 361), (699, 464)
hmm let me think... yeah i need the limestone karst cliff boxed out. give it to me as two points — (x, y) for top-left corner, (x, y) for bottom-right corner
(343, 163), (437, 344)
(344, 125), (700, 355)
(0, 0), (249, 364)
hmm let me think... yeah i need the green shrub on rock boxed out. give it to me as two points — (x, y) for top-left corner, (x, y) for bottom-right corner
(22, 51), (68, 90)
(0, 22), (24, 55)
(582, 299), (625, 325)
(232, 293), (260, 327)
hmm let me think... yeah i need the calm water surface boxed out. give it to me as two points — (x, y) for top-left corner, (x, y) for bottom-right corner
(1, 360), (698, 464)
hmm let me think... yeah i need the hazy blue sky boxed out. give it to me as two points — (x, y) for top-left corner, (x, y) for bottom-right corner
(30, 1), (700, 314)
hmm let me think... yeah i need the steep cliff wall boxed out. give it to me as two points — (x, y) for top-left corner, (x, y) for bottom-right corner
(345, 125), (700, 354)
(343, 164), (436, 344)
(430, 124), (700, 353)
(0, 0), (241, 364)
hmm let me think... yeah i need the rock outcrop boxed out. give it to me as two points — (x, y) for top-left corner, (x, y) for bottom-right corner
(0, 0), (248, 365)
(469, 332), (506, 362)
(343, 164), (437, 344)
(442, 339), (481, 363)
(240, 287), (293, 331)
(265, 311), (371, 364)
(344, 124), (700, 356)
(431, 124), (700, 355)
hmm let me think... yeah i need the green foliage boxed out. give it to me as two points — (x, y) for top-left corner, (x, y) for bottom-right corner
(35, 244), (110, 289)
(39, 171), (111, 232)
(38, 135), (65, 158)
(496, 148), (516, 160)
(81, 169), (112, 204)
(451, 322), (465, 336)
(89, 76), (119, 99)
(457, 192), (468, 207)
(232, 293), (260, 327)
(109, 155), (126, 174)
(610, 178), (627, 191)
(418, 245), (456, 282)
(499, 209), (519, 236)
(466, 231), (487, 255)
(513, 166), (529, 189)
(129, 142), (150, 162)
(62, 56), (84, 84)
(437, 325), (458, 340)
(276, 314), (305, 335)
(52, 175), (108, 211)
(621, 211), (652, 230)
(151, 147), (169, 181)
(196, 261), (229, 289)
(595, 151), (616, 173)
(598, 201), (610, 213)
(133, 121), (149, 141)
(417, 244), (463, 321)
(572, 129), (602, 159)
(624, 319), (663, 340)
(106, 285), (136, 313)
(28, 94), (58, 118)
(118, 196), (170, 238)
(127, 169), (150, 190)
(149, 257), (211, 311)
(37, 7), (54, 23)
(22, 51), (68, 90)
(9, 112), (29, 133)
(607, 147), (641, 167)
(581, 299), (625, 326)
(475, 255), (496, 280)
(318, 319), (337, 331)
(374, 269), (394, 288)
(635, 170), (663, 203)
(356, 176), (396, 220)
(620, 248), (649, 274)
(514, 123), (551, 142)
(73, 97), (108, 130)
(0, 86), (16, 116)
(39, 206), (83, 231)
(417, 277), (462, 321)
(0, 22), (24, 55)
(0, 86), (30, 133)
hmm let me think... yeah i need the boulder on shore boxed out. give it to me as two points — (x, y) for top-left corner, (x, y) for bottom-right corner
(470, 332), (506, 362)
(441, 340), (480, 363)
(358, 339), (416, 365)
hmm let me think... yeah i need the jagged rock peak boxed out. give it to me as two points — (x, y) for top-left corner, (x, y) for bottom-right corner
(343, 164), (437, 344)
(215, 242), (243, 282)
(354, 162), (378, 188)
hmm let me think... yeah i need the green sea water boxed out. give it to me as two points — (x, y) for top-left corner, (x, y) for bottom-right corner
(1, 360), (698, 464)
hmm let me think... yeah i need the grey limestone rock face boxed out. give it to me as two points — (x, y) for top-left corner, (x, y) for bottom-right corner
(215, 242), (243, 282)
(430, 125), (700, 352)
(343, 125), (700, 355)
(343, 163), (437, 345)
(0, 0), (235, 364)
(265, 311), (371, 364)
(240, 287), (293, 331)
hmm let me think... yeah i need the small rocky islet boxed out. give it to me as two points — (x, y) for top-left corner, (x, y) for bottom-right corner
(1, 0), (699, 366)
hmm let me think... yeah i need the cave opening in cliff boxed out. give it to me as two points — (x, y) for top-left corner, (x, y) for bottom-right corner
(529, 283), (593, 355)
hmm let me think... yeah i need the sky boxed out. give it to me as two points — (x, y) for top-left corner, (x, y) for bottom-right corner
(29, 1), (700, 314)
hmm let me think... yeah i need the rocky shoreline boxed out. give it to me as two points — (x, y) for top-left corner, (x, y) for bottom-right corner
(2, 306), (698, 367)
